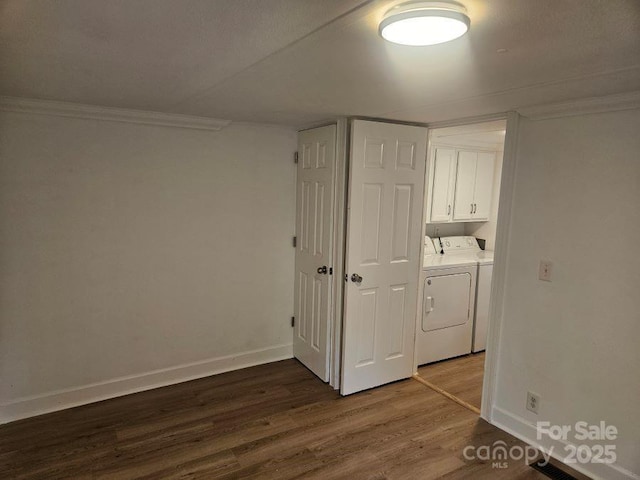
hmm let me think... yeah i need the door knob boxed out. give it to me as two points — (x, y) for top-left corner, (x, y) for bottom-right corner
(317, 266), (328, 274)
(350, 273), (363, 283)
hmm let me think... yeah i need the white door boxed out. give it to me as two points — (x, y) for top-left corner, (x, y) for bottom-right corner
(452, 150), (476, 221)
(472, 152), (495, 220)
(429, 147), (456, 222)
(341, 120), (428, 395)
(293, 124), (336, 382)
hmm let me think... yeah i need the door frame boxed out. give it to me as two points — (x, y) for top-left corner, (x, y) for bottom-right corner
(328, 118), (349, 389)
(423, 111), (520, 422)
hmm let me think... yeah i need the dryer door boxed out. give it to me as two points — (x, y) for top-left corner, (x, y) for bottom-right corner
(423, 273), (472, 332)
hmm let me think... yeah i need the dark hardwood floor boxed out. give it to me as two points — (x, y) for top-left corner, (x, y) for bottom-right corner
(417, 352), (486, 411)
(0, 358), (547, 479)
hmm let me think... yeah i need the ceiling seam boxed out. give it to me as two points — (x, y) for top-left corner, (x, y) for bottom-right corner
(169, 0), (378, 110)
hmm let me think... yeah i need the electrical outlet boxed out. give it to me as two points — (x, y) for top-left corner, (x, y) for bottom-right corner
(538, 260), (553, 282)
(526, 391), (540, 414)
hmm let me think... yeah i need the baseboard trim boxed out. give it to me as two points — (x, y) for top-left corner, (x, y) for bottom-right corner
(492, 406), (639, 480)
(0, 344), (293, 424)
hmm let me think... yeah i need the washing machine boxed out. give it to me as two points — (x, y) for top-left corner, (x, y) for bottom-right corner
(472, 249), (494, 352)
(437, 236), (494, 353)
(417, 236), (477, 365)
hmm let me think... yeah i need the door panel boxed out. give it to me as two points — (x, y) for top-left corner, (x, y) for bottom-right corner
(391, 185), (413, 263)
(294, 125), (336, 382)
(360, 183), (383, 265)
(422, 273), (472, 331)
(387, 284), (407, 358)
(429, 147), (456, 222)
(453, 150), (477, 221)
(356, 287), (377, 366)
(472, 152), (496, 220)
(341, 120), (427, 395)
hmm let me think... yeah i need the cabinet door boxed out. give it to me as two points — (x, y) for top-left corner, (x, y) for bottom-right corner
(472, 152), (495, 220)
(452, 151), (476, 221)
(429, 147), (456, 222)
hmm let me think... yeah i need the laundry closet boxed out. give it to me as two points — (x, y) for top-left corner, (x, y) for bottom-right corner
(292, 118), (505, 397)
(417, 120), (505, 371)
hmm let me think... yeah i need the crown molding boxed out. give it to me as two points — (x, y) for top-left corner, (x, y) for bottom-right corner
(517, 91), (640, 120)
(0, 96), (231, 131)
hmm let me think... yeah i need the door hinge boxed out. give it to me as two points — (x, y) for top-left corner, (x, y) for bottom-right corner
(292, 236), (297, 247)
(291, 316), (295, 327)
(294, 152), (299, 164)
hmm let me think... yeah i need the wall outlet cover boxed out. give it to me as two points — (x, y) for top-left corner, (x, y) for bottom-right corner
(526, 391), (540, 414)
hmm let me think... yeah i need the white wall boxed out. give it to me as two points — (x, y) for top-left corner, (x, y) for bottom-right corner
(492, 109), (640, 479)
(424, 222), (464, 239)
(0, 110), (297, 421)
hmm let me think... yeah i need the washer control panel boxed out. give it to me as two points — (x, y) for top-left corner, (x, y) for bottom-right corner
(439, 236), (480, 253)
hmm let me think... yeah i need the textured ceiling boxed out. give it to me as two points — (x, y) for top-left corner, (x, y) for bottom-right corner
(1, 0), (639, 126)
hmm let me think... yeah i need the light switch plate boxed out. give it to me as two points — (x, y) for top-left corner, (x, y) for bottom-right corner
(539, 260), (553, 282)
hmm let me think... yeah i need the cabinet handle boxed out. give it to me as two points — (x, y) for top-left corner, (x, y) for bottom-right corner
(447, 205), (451, 215)
(474, 203), (477, 214)
(470, 203), (473, 214)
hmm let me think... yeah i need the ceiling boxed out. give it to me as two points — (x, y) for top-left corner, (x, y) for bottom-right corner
(1, 0), (639, 127)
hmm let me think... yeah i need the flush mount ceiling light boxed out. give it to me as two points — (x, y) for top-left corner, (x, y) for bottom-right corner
(379, 1), (470, 46)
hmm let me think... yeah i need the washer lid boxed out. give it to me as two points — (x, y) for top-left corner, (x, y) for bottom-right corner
(475, 250), (494, 265)
(423, 253), (478, 269)
(424, 235), (438, 255)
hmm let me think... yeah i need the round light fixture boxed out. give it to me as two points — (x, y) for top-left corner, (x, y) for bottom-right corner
(379, 1), (470, 46)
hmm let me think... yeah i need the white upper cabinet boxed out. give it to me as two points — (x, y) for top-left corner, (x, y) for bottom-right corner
(428, 147), (457, 222)
(452, 150), (477, 221)
(427, 147), (496, 223)
(471, 152), (496, 220)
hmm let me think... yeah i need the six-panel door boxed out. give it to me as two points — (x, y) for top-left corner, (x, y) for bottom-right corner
(293, 125), (336, 382)
(341, 120), (427, 395)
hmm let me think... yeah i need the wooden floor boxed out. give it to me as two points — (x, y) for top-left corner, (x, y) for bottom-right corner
(0, 359), (548, 479)
(417, 352), (486, 411)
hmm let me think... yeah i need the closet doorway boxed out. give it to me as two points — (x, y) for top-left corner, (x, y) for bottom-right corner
(415, 119), (507, 414)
